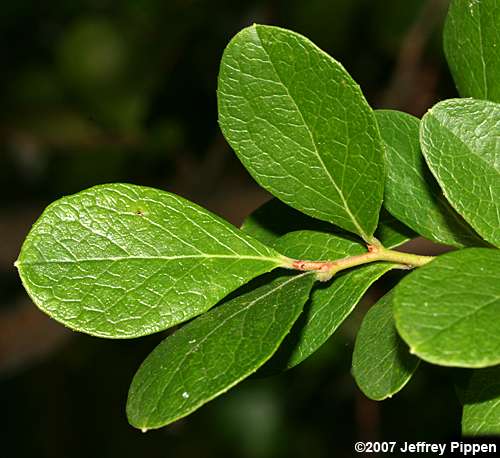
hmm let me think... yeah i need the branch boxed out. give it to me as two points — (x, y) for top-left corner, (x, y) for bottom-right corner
(285, 244), (434, 281)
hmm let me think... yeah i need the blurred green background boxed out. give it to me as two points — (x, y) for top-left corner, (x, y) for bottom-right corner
(2, 0), (463, 456)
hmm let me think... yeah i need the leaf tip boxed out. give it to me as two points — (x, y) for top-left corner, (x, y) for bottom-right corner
(140, 427), (148, 434)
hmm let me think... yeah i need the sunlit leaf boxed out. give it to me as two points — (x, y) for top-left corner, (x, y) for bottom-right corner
(420, 98), (500, 248)
(16, 183), (287, 338)
(393, 248), (500, 367)
(219, 25), (385, 241)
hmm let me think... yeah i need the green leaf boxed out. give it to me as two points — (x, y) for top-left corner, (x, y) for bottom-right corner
(352, 291), (420, 400)
(393, 248), (500, 368)
(242, 198), (414, 249)
(126, 273), (314, 430)
(241, 198), (333, 246)
(376, 109), (485, 248)
(374, 211), (417, 250)
(444, 0), (500, 102)
(420, 98), (500, 248)
(459, 366), (500, 436)
(218, 24), (385, 242)
(263, 231), (396, 371)
(16, 183), (287, 338)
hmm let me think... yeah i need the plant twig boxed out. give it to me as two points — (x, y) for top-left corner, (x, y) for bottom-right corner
(285, 245), (434, 281)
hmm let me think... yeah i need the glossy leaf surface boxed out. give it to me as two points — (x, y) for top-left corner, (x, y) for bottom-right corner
(420, 98), (500, 248)
(394, 248), (500, 368)
(218, 25), (385, 241)
(16, 184), (286, 338)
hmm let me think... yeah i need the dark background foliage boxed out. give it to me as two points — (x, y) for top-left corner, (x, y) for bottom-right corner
(2, 1), (461, 456)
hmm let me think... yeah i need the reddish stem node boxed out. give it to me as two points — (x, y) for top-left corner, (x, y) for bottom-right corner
(291, 260), (332, 272)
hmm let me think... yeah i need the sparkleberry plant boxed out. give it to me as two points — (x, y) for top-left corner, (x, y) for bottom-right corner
(16, 0), (499, 435)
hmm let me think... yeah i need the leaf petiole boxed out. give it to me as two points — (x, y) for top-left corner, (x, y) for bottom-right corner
(285, 245), (434, 281)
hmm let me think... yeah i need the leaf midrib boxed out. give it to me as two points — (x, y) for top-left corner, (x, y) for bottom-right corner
(428, 109), (500, 175)
(17, 253), (286, 266)
(476, 3), (489, 99)
(411, 296), (500, 360)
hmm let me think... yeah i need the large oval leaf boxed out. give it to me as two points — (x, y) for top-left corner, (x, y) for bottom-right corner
(16, 184), (287, 338)
(352, 291), (420, 401)
(377, 109), (484, 248)
(393, 248), (500, 368)
(127, 273), (314, 430)
(420, 98), (500, 248)
(218, 25), (385, 242)
(444, 0), (500, 102)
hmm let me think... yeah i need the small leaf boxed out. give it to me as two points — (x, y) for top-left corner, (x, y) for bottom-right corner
(420, 98), (500, 248)
(241, 198), (333, 246)
(444, 0), (500, 102)
(393, 248), (500, 368)
(375, 211), (417, 250)
(218, 24), (385, 242)
(16, 183), (287, 338)
(126, 273), (314, 430)
(352, 291), (420, 401)
(242, 198), (414, 249)
(264, 231), (396, 371)
(458, 366), (500, 436)
(376, 109), (485, 248)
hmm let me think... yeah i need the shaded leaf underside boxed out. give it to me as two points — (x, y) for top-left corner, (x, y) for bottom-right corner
(377, 109), (484, 248)
(352, 291), (420, 400)
(127, 273), (314, 429)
